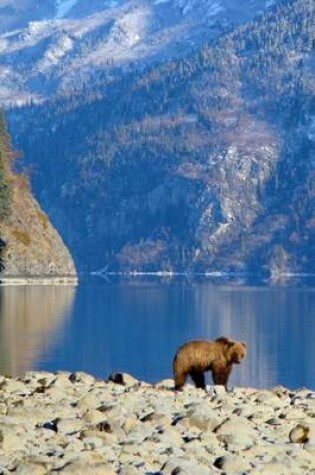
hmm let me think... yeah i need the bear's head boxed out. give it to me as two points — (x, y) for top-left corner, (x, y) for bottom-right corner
(227, 340), (246, 364)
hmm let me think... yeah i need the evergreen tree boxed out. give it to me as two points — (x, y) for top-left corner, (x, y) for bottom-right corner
(0, 237), (5, 273)
(0, 110), (12, 273)
(0, 110), (12, 222)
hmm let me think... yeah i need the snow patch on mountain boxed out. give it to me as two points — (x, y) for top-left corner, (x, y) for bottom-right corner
(176, 0), (224, 17)
(55, 0), (79, 19)
(107, 7), (150, 47)
(25, 20), (55, 41)
(208, 2), (224, 16)
(0, 0), (281, 106)
(38, 34), (74, 71)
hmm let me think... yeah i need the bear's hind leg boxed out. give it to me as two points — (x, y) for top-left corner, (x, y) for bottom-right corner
(190, 370), (206, 389)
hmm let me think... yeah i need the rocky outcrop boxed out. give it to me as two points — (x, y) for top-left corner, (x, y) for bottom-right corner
(0, 371), (315, 473)
(0, 176), (77, 281)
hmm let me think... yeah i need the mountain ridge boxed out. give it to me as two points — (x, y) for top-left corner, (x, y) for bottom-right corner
(6, 0), (315, 279)
(0, 0), (277, 105)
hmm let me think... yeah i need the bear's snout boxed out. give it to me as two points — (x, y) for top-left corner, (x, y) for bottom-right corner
(232, 353), (245, 364)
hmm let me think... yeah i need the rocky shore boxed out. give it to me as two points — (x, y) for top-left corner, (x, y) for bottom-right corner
(0, 371), (315, 474)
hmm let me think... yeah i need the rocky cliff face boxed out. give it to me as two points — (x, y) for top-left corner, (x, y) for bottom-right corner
(0, 176), (77, 280)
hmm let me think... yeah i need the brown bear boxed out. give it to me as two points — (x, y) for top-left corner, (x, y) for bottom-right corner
(173, 336), (246, 390)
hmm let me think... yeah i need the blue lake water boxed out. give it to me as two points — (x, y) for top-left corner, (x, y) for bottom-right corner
(0, 277), (315, 389)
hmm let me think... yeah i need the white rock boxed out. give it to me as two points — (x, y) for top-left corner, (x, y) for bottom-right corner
(50, 373), (73, 389)
(77, 393), (104, 410)
(213, 454), (252, 473)
(161, 456), (210, 475)
(199, 430), (223, 454)
(123, 423), (154, 445)
(154, 379), (175, 389)
(56, 417), (85, 435)
(214, 384), (227, 396)
(179, 404), (220, 432)
(68, 371), (95, 386)
(82, 408), (107, 425)
(304, 437), (315, 454)
(249, 461), (302, 474)
(214, 416), (258, 449)
(83, 436), (104, 450)
(14, 464), (47, 475)
(60, 462), (115, 474)
(152, 425), (183, 447)
(2, 379), (30, 395)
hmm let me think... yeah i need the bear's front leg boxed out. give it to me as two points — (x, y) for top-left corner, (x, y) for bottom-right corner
(174, 368), (188, 390)
(211, 362), (232, 390)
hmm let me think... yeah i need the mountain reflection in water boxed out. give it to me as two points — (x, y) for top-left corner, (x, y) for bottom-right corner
(194, 285), (315, 388)
(0, 285), (76, 376)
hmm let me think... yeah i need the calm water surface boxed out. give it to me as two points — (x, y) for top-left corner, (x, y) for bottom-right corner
(0, 277), (315, 389)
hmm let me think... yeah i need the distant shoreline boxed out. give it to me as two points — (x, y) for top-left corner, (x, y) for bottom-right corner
(0, 276), (78, 286)
(2, 270), (315, 286)
(91, 269), (315, 282)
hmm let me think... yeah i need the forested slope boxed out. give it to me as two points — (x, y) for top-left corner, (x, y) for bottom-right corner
(10, 0), (315, 277)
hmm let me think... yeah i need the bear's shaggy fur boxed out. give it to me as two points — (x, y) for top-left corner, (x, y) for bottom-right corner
(173, 336), (246, 390)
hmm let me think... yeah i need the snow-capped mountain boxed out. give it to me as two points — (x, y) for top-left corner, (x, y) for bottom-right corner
(0, 0), (277, 105)
(6, 0), (315, 277)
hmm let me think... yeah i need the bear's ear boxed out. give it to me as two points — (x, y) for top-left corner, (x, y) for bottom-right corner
(241, 341), (246, 348)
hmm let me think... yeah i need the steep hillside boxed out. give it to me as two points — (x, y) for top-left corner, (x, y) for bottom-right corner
(0, 113), (77, 280)
(9, 0), (315, 277)
(0, 180), (78, 279)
